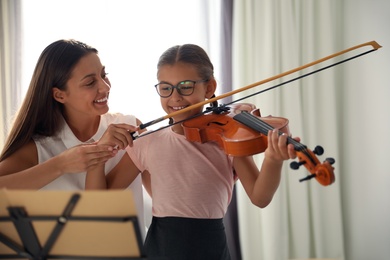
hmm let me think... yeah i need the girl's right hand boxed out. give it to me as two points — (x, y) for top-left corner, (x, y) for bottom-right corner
(98, 123), (139, 150)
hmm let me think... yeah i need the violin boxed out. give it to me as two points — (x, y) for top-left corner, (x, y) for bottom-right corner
(182, 103), (335, 186)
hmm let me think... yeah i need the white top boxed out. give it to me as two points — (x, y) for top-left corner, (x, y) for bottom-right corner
(127, 127), (236, 219)
(33, 113), (146, 237)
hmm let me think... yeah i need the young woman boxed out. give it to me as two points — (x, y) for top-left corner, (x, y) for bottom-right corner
(0, 39), (146, 234)
(92, 44), (299, 259)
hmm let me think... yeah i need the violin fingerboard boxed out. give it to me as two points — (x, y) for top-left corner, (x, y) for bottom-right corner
(233, 111), (306, 151)
(233, 111), (273, 135)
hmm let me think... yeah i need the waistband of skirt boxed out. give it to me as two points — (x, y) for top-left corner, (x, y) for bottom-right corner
(151, 216), (224, 228)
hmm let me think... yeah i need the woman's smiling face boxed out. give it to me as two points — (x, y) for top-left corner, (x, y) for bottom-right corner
(53, 53), (111, 119)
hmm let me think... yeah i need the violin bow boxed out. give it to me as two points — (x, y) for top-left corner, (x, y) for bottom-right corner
(140, 40), (382, 129)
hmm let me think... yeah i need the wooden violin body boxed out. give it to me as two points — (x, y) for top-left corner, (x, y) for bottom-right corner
(182, 103), (335, 186)
(182, 103), (289, 157)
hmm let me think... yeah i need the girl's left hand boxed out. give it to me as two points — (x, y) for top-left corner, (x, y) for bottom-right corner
(265, 129), (299, 162)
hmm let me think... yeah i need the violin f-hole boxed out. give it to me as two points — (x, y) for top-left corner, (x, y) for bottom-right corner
(207, 121), (228, 127)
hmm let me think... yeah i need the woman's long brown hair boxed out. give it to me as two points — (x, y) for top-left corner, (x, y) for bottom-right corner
(0, 39), (97, 161)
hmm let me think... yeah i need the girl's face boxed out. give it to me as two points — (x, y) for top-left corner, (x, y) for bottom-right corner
(157, 62), (216, 123)
(53, 53), (111, 120)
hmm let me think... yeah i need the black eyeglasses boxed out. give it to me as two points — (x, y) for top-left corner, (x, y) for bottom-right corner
(154, 79), (208, 98)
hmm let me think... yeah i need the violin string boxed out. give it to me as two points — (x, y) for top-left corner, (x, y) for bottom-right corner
(243, 114), (316, 164)
(235, 112), (308, 151)
(250, 114), (319, 165)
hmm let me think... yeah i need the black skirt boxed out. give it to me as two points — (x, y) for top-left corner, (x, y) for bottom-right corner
(144, 216), (231, 260)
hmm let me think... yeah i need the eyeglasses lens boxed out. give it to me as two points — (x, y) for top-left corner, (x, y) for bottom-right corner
(177, 81), (195, 95)
(156, 81), (195, 97)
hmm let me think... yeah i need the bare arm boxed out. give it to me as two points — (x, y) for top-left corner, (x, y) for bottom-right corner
(0, 140), (115, 189)
(141, 171), (152, 196)
(106, 153), (141, 189)
(234, 130), (298, 208)
(85, 164), (107, 189)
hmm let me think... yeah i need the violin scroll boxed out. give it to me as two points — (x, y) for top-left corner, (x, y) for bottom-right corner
(232, 106), (336, 186)
(290, 146), (335, 186)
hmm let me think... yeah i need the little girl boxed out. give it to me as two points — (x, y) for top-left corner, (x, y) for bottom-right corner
(90, 44), (298, 260)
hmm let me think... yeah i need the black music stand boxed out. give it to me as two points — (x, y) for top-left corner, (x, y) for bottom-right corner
(0, 189), (147, 259)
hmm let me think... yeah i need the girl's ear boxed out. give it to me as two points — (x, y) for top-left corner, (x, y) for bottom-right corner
(205, 78), (217, 99)
(52, 87), (65, 104)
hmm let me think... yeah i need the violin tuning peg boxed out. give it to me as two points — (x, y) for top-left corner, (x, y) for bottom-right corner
(313, 145), (324, 156)
(290, 161), (305, 170)
(325, 157), (336, 165)
(299, 174), (317, 182)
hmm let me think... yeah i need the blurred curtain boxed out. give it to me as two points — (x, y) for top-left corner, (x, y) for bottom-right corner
(0, 0), (22, 148)
(232, 1), (345, 259)
(219, 1), (243, 260)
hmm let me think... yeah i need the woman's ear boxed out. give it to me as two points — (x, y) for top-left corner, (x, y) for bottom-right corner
(205, 78), (217, 99)
(52, 87), (65, 103)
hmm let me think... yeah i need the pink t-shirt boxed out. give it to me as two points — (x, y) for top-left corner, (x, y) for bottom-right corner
(127, 127), (236, 219)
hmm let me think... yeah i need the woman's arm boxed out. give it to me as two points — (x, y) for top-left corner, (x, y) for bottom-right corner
(85, 164), (107, 189)
(0, 140), (115, 189)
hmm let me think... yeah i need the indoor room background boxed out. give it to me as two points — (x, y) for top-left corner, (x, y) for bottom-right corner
(1, 0), (389, 260)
